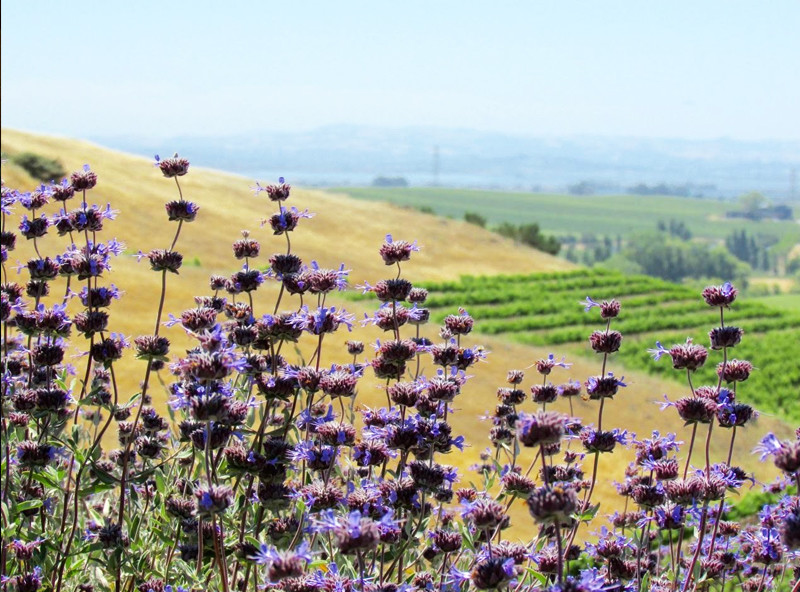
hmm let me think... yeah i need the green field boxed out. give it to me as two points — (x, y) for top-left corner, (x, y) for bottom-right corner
(754, 292), (800, 312)
(402, 268), (800, 423)
(332, 187), (800, 251)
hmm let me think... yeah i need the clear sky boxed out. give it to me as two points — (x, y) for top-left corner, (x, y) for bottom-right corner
(2, 0), (799, 141)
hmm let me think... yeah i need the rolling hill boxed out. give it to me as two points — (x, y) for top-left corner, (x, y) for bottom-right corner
(332, 186), (800, 255)
(1, 129), (793, 538)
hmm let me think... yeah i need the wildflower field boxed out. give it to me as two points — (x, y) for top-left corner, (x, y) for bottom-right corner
(1, 130), (798, 592)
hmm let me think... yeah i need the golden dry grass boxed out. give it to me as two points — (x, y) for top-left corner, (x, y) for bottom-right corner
(2, 129), (792, 540)
(748, 275), (796, 293)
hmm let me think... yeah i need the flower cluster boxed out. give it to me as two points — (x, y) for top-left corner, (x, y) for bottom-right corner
(2, 155), (797, 592)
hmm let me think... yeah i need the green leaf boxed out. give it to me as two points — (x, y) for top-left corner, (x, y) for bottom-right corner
(15, 499), (43, 512)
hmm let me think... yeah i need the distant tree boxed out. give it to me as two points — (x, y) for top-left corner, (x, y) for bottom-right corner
(372, 176), (409, 187)
(668, 219), (692, 240)
(494, 222), (560, 255)
(464, 211), (487, 227)
(724, 229), (775, 270)
(11, 152), (66, 181)
(567, 181), (595, 196)
(657, 219), (692, 240)
(625, 232), (750, 284)
(739, 191), (766, 214)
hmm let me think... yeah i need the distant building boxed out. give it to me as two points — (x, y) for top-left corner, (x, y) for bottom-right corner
(725, 205), (794, 221)
(372, 176), (409, 187)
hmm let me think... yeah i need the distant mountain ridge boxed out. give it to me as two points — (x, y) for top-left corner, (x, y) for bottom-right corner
(93, 125), (800, 199)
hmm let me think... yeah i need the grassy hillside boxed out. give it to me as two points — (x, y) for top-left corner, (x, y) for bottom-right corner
(2, 130), (793, 538)
(753, 292), (800, 312)
(332, 186), (800, 250)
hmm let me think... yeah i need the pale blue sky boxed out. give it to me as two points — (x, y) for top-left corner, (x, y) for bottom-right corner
(2, 0), (799, 140)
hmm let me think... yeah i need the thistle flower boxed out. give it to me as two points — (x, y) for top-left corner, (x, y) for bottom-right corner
(388, 381), (421, 407)
(33, 388), (72, 413)
(90, 333), (129, 365)
(51, 178), (75, 201)
(140, 249), (183, 273)
(408, 287), (428, 303)
(631, 483), (666, 508)
(717, 359), (753, 382)
(289, 441), (338, 471)
(461, 497), (508, 532)
(642, 457), (680, 480)
(527, 484), (578, 523)
(16, 441), (60, 467)
(269, 253), (303, 276)
(154, 153), (190, 177)
(558, 379), (582, 398)
(379, 234), (420, 265)
(702, 282), (737, 307)
(506, 369), (525, 384)
(667, 396), (717, 425)
(70, 164), (98, 191)
(497, 387), (526, 405)
(547, 568), (607, 592)
(501, 471), (536, 497)
(516, 410), (569, 448)
(267, 205), (314, 234)
(530, 383), (558, 404)
(19, 214), (50, 240)
(708, 326), (743, 350)
(583, 296), (620, 319)
(134, 335), (170, 360)
(579, 427), (629, 454)
(307, 261), (350, 293)
(26, 257), (59, 281)
(353, 439), (394, 466)
(170, 306), (218, 332)
(716, 395), (755, 428)
(253, 177), (291, 202)
(365, 278), (413, 302)
(31, 342), (65, 367)
(633, 431), (681, 465)
(648, 338), (707, 371)
(77, 284), (121, 307)
(469, 557), (517, 590)
(195, 485), (233, 515)
(444, 308), (474, 335)
(316, 421), (357, 446)
(584, 372), (626, 400)
(589, 330), (622, 354)
(8, 539), (44, 562)
(374, 338), (417, 366)
(230, 266), (264, 292)
(755, 434), (800, 475)
(250, 542), (312, 581)
(165, 199), (199, 222)
(291, 305), (354, 335)
(425, 369), (465, 402)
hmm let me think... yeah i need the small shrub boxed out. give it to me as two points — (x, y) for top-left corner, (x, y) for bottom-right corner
(464, 211), (487, 227)
(11, 151), (66, 181)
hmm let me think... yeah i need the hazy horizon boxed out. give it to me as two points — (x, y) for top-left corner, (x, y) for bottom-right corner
(3, 1), (800, 142)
